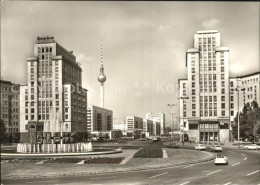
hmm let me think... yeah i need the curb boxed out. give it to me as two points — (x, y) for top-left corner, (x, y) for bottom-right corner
(2, 150), (216, 179)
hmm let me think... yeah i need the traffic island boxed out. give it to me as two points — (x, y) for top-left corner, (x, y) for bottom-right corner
(1, 149), (215, 179)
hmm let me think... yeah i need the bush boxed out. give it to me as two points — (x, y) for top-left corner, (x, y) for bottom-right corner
(84, 157), (124, 164)
(133, 147), (162, 158)
(45, 158), (82, 163)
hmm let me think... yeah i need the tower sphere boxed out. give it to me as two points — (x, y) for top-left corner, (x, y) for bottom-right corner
(98, 73), (106, 83)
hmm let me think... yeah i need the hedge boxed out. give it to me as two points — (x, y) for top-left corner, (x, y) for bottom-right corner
(133, 147), (162, 158)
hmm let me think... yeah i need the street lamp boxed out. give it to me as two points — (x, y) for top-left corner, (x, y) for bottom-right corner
(178, 97), (189, 145)
(233, 87), (245, 148)
(167, 104), (176, 140)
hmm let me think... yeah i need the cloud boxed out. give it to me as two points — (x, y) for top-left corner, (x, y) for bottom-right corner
(201, 18), (221, 29)
(230, 61), (244, 74)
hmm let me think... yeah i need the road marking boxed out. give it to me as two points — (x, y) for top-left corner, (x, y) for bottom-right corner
(149, 172), (168, 179)
(246, 170), (260, 176)
(244, 157), (247, 160)
(26, 180), (58, 184)
(241, 153), (245, 156)
(180, 181), (190, 185)
(206, 169), (222, 176)
(223, 182), (232, 185)
(232, 162), (240, 166)
(90, 176), (117, 180)
(183, 165), (193, 169)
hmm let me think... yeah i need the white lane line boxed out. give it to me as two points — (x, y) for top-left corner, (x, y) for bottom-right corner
(246, 170), (260, 176)
(244, 157), (247, 160)
(180, 181), (190, 185)
(26, 180), (58, 184)
(183, 165), (193, 169)
(241, 153), (245, 156)
(90, 176), (117, 180)
(232, 162), (240, 166)
(206, 169), (222, 176)
(223, 182), (232, 185)
(149, 172), (168, 179)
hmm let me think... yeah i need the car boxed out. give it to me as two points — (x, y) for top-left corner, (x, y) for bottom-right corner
(214, 155), (228, 165)
(244, 144), (260, 150)
(165, 142), (179, 149)
(210, 145), (223, 152)
(195, 144), (206, 150)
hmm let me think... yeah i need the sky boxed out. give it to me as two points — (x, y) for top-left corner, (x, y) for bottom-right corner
(1, 1), (259, 126)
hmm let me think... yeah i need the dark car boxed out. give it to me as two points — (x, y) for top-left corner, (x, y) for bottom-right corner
(166, 142), (179, 148)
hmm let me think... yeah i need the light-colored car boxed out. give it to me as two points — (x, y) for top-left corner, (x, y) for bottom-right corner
(195, 144), (206, 150)
(215, 155), (228, 165)
(210, 145), (223, 152)
(244, 144), (260, 150)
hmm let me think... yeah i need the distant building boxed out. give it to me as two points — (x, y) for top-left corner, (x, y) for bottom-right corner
(143, 119), (153, 136)
(0, 80), (20, 143)
(145, 113), (165, 135)
(87, 105), (113, 133)
(125, 116), (143, 138)
(20, 36), (88, 143)
(153, 122), (161, 136)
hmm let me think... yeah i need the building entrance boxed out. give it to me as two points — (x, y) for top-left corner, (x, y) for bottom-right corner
(199, 132), (219, 142)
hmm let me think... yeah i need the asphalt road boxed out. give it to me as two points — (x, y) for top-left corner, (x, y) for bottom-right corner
(2, 147), (260, 185)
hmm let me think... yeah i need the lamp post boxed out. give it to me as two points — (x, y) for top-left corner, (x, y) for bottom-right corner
(178, 97), (189, 145)
(167, 104), (176, 140)
(233, 87), (245, 148)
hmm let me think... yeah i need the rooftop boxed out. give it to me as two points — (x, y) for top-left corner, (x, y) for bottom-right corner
(197, 30), (218, 34)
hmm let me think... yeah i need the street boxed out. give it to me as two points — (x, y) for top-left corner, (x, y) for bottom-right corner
(2, 147), (260, 185)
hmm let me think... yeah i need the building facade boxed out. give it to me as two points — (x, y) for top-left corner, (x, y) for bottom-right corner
(124, 116), (143, 137)
(20, 36), (88, 143)
(87, 105), (113, 133)
(179, 30), (230, 142)
(145, 112), (165, 135)
(0, 80), (20, 143)
(143, 119), (154, 136)
(229, 72), (260, 129)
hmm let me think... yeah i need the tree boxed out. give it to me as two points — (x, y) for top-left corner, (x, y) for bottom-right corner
(232, 101), (260, 142)
(0, 119), (7, 143)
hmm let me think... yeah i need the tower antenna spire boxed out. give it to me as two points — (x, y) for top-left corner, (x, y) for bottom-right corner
(98, 38), (106, 108)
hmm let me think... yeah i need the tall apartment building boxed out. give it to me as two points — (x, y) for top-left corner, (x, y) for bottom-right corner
(87, 105), (113, 132)
(179, 30), (230, 142)
(230, 72), (260, 125)
(145, 113), (165, 135)
(0, 80), (20, 142)
(153, 122), (161, 136)
(20, 36), (88, 143)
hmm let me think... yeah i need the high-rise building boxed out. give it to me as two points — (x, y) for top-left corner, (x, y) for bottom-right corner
(20, 36), (88, 143)
(145, 113), (165, 135)
(179, 30), (230, 142)
(87, 105), (113, 132)
(143, 119), (153, 136)
(0, 80), (20, 142)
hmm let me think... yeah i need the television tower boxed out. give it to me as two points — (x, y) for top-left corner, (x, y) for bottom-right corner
(98, 44), (106, 108)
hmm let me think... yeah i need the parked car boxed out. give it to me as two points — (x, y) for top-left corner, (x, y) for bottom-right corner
(244, 144), (260, 150)
(166, 142), (179, 149)
(210, 145), (223, 152)
(195, 144), (206, 150)
(215, 155), (228, 165)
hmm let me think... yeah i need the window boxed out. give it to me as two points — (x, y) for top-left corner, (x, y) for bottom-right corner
(221, 96), (225, 101)
(192, 68), (195, 73)
(192, 104), (196, 109)
(25, 115), (28, 120)
(221, 89), (225, 94)
(183, 112), (186, 117)
(221, 110), (225, 116)
(209, 96), (212, 102)
(56, 101), (59, 106)
(192, 75), (195, 81)
(192, 111), (196, 117)
(192, 82), (195, 88)
(56, 94), (59, 99)
(31, 115), (34, 120)
(221, 67), (224, 72)
(221, 74), (224, 79)
(231, 103), (234, 109)
(192, 89), (195, 95)
(231, 111), (234, 116)
(192, 97), (196, 102)
(213, 74), (216, 80)
(231, 96), (234, 101)
(55, 61), (58, 65)
(221, 103), (225, 109)
(214, 103), (217, 109)
(55, 67), (59, 72)
(214, 110), (217, 116)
